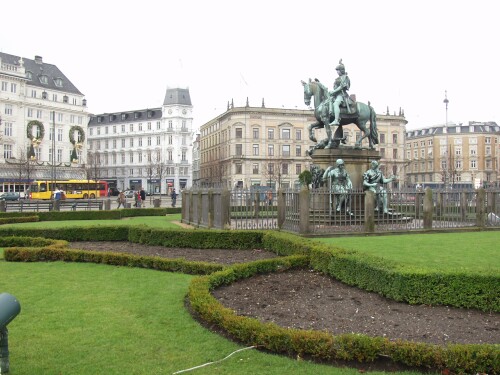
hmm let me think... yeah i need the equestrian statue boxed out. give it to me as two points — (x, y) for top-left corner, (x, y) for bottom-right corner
(302, 59), (379, 152)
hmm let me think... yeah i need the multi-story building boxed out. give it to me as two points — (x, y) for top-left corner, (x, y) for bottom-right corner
(0, 52), (89, 192)
(87, 87), (194, 194)
(198, 104), (407, 189)
(405, 121), (500, 188)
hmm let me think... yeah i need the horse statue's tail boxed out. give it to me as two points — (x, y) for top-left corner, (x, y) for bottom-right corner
(368, 102), (379, 145)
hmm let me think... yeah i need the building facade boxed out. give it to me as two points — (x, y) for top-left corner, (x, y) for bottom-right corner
(0, 52), (89, 192)
(405, 121), (500, 188)
(198, 105), (407, 189)
(87, 87), (194, 194)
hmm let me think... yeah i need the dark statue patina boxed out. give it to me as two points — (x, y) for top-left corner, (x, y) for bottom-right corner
(302, 59), (379, 152)
(363, 160), (397, 214)
(322, 159), (353, 213)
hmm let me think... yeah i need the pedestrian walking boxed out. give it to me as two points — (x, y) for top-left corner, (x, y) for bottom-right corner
(140, 188), (146, 207)
(116, 191), (126, 209)
(171, 188), (177, 207)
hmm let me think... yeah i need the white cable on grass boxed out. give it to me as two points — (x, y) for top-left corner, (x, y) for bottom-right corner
(172, 345), (257, 374)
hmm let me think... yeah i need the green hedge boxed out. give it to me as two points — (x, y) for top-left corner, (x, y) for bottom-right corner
(0, 225), (129, 241)
(188, 259), (499, 374)
(0, 216), (39, 225)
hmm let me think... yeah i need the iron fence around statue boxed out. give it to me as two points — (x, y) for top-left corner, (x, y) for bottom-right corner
(180, 188), (500, 232)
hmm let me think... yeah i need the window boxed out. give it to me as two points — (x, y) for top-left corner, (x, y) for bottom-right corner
(113, 126), (117, 134)
(3, 144), (12, 159)
(130, 124), (134, 132)
(54, 78), (63, 87)
(471, 160), (477, 169)
(52, 93), (57, 101)
(235, 144), (242, 156)
(268, 145), (274, 156)
(4, 122), (12, 136)
(4, 104), (12, 115)
(253, 144), (259, 156)
(139, 138), (143, 147)
(421, 149), (425, 158)
(139, 123), (143, 131)
(121, 153), (126, 164)
(253, 128), (259, 139)
(268, 163), (275, 174)
(296, 164), (302, 175)
(57, 113), (63, 122)
(1, 82), (7, 91)
(138, 153), (143, 163)
(268, 128), (274, 139)
(113, 140), (117, 149)
(282, 163), (289, 175)
(485, 137), (491, 144)
(235, 128), (242, 138)
(168, 120), (173, 129)
(182, 120), (187, 130)
(428, 140), (433, 146)
(380, 148), (385, 157)
(105, 126), (109, 134)
(392, 133), (398, 144)
(455, 160), (462, 169)
(252, 163), (259, 174)
(156, 136), (160, 145)
(295, 145), (301, 156)
(157, 121), (161, 130)
(147, 137), (152, 146)
(57, 149), (62, 163)
(36, 110), (42, 119)
(282, 129), (290, 139)
(296, 129), (301, 140)
(168, 135), (173, 145)
(148, 122), (152, 130)
(58, 129), (63, 142)
(282, 145), (290, 157)
(130, 138), (134, 147)
(39, 75), (48, 84)
(235, 163), (242, 174)
(121, 139), (125, 148)
(470, 146), (477, 155)
(379, 133), (386, 144)
(455, 147), (462, 156)
(486, 146), (491, 155)
(10, 83), (17, 93)
(121, 124), (125, 132)
(105, 140), (109, 149)
(27, 108), (33, 117)
(393, 149), (398, 159)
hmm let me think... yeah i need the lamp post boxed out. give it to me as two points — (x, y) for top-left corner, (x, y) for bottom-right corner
(443, 91), (449, 190)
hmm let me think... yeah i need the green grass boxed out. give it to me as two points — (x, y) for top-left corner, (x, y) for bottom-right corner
(0, 214), (183, 229)
(0, 259), (423, 375)
(315, 232), (500, 274)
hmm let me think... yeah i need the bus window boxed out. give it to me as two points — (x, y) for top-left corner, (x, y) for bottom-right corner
(40, 183), (47, 192)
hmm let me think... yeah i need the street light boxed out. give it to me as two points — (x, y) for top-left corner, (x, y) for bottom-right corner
(443, 91), (449, 189)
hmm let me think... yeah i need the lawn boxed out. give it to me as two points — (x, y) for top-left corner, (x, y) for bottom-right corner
(0, 214), (184, 229)
(0, 256), (424, 375)
(314, 231), (500, 274)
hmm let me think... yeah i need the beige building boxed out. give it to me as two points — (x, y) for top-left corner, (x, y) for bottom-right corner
(405, 121), (500, 188)
(198, 105), (407, 189)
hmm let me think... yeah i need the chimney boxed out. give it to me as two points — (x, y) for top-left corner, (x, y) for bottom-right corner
(34, 56), (43, 64)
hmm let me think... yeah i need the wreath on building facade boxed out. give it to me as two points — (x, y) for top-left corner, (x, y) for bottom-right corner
(26, 120), (45, 141)
(69, 125), (85, 145)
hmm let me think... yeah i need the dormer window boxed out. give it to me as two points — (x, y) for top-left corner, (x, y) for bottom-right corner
(42, 91), (47, 99)
(54, 77), (63, 87)
(121, 113), (128, 120)
(39, 75), (48, 84)
(134, 112), (141, 119)
(26, 71), (33, 80)
(63, 95), (69, 103)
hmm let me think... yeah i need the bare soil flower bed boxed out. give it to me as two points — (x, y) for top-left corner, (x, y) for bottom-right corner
(69, 241), (499, 346)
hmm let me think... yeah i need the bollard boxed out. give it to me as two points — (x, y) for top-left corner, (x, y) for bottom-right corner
(0, 293), (21, 374)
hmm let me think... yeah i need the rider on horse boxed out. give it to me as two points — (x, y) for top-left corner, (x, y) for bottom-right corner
(327, 59), (352, 127)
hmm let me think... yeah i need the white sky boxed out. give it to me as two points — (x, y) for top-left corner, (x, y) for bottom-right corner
(2, 0), (499, 132)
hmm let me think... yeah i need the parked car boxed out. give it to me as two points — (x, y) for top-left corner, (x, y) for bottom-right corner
(0, 192), (20, 201)
(124, 190), (135, 198)
(108, 187), (120, 196)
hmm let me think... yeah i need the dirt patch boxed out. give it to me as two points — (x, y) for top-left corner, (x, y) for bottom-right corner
(68, 241), (499, 347)
(68, 241), (278, 265)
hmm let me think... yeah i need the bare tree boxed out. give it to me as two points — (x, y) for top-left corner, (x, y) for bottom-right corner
(84, 151), (103, 199)
(263, 157), (290, 189)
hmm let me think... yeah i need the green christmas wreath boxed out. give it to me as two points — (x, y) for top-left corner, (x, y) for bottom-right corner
(26, 120), (45, 141)
(69, 125), (85, 145)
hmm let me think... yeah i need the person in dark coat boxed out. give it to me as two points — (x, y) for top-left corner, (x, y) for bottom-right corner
(140, 188), (146, 207)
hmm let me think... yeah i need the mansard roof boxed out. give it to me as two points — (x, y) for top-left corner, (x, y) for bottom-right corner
(88, 108), (162, 126)
(163, 87), (191, 106)
(0, 52), (83, 95)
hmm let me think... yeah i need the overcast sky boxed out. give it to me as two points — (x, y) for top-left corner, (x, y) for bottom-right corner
(2, 0), (499, 132)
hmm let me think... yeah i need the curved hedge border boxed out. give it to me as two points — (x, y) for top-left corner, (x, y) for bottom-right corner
(0, 216), (39, 225)
(188, 259), (499, 374)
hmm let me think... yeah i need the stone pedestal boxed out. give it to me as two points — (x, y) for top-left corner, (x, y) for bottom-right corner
(311, 147), (380, 190)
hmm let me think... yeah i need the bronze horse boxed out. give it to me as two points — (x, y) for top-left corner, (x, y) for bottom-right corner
(301, 78), (378, 149)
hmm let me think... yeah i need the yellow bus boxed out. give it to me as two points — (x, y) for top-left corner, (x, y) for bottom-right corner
(28, 180), (108, 200)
